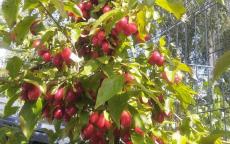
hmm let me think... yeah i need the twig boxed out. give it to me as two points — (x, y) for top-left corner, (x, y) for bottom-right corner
(38, 1), (76, 51)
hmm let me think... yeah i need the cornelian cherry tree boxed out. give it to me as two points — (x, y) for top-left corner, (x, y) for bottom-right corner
(0, 0), (216, 143)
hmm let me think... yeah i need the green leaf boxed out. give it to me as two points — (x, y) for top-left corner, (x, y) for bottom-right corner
(23, 0), (39, 10)
(70, 26), (81, 44)
(97, 56), (110, 64)
(2, 0), (20, 27)
(6, 56), (23, 78)
(199, 130), (230, 144)
(64, 1), (83, 17)
(90, 9), (123, 35)
(155, 0), (186, 19)
(80, 60), (100, 76)
(50, 0), (67, 18)
(108, 93), (129, 126)
(4, 94), (19, 118)
(172, 84), (196, 109)
(131, 133), (145, 144)
(213, 51), (230, 81)
(42, 30), (55, 42)
(13, 16), (36, 44)
(19, 98), (43, 139)
(95, 75), (124, 108)
(136, 9), (147, 38)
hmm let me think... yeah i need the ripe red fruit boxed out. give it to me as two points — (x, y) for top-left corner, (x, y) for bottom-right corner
(37, 49), (48, 56)
(96, 114), (105, 128)
(91, 0), (98, 5)
(120, 111), (132, 129)
(82, 123), (95, 139)
(111, 28), (118, 37)
(102, 41), (110, 54)
(97, 31), (106, 42)
(156, 55), (165, 66)
(42, 106), (50, 119)
(89, 112), (99, 124)
(65, 106), (77, 117)
(148, 51), (161, 65)
(27, 85), (41, 101)
(154, 112), (165, 123)
(32, 39), (42, 48)
(134, 127), (144, 136)
(82, 10), (90, 19)
(116, 17), (128, 32)
(54, 88), (65, 101)
(104, 120), (112, 130)
(41, 51), (52, 62)
(61, 47), (71, 62)
(124, 23), (137, 36)
(124, 73), (135, 84)
(52, 53), (63, 68)
(54, 108), (63, 120)
(102, 5), (111, 13)
(84, 1), (92, 11)
(92, 36), (99, 46)
(65, 89), (77, 103)
(122, 132), (131, 142)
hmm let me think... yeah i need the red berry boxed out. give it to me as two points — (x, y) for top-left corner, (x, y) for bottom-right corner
(124, 73), (135, 84)
(104, 120), (112, 130)
(102, 5), (111, 13)
(101, 41), (110, 54)
(156, 55), (165, 66)
(97, 31), (106, 42)
(134, 127), (144, 136)
(65, 89), (77, 103)
(92, 36), (99, 46)
(120, 111), (132, 129)
(27, 85), (41, 101)
(96, 114), (105, 128)
(32, 39), (42, 48)
(122, 132), (131, 142)
(78, 3), (84, 10)
(52, 53), (63, 68)
(54, 87), (65, 101)
(84, 1), (92, 11)
(116, 17), (128, 32)
(111, 28), (118, 36)
(148, 51), (161, 65)
(154, 112), (165, 123)
(61, 47), (71, 62)
(53, 100), (63, 108)
(124, 23), (137, 36)
(37, 49), (48, 56)
(54, 108), (63, 120)
(65, 106), (77, 117)
(63, 113), (71, 122)
(89, 112), (99, 124)
(82, 123), (95, 139)
(42, 51), (52, 62)
(82, 10), (90, 19)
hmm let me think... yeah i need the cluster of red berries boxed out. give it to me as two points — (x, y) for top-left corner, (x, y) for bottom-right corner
(112, 17), (137, 37)
(82, 112), (112, 144)
(32, 39), (72, 68)
(20, 82), (41, 101)
(92, 30), (110, 54)
(148, 51), (165, 67)
(42, 83), (83, 121)
(113, 110), (145, 144)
